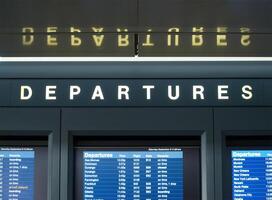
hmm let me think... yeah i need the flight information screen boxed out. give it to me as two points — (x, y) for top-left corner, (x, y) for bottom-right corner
(0, 148), (35, 200)
(83, 148), (183, 200)
(232, 150), (272, 200)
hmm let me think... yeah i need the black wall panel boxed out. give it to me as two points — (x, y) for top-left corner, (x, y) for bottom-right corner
(214, 108), (272, 200)
(0, 108), (61, 200)
(61, 108), (214, 200)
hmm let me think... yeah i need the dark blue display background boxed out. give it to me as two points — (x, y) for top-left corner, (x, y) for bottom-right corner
(232, 150), (272, 200)
(0, 148), (35, 200)
(83, 149), (183, 200)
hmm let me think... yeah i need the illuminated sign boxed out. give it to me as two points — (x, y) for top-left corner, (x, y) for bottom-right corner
(19, 83), (252, 101)
(0, 26), (270, 56)
(20, 26), (249, 48)
(0, 79), (270, 106)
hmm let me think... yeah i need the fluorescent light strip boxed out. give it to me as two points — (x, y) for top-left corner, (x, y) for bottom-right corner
(1, 57), (272, 62)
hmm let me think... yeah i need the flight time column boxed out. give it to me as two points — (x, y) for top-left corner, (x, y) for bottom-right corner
(84, 152), (124, 200)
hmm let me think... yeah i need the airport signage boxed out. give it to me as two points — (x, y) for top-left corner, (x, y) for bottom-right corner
(1, 27), (271, 56)
(0, 79), (270, 107)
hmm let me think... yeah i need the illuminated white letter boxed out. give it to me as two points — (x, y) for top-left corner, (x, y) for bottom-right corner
(46, 86), (57, 100)
(143, 85), (155, 100)
(218, 85), (229, 100)
(70, 85), (81, 100)
(168, 85), (180, 100)
(20, 86), (32, 100)
(91, 85), (104, 100)
(242, 85), (253, 100)
(118, 86), (130, 100)
(193, 85), (205, 100)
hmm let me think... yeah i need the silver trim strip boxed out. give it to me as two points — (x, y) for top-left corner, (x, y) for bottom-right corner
(1, 57), (272, 62)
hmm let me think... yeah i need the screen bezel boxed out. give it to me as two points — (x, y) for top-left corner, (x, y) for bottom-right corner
(0, 108), (61, 200)
(214, 108), (272, 200)
(73, 136), (201, 200)
(223, 135), (272, 200)
(61, 107), (213, 200)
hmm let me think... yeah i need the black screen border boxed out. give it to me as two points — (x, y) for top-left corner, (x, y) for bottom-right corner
(224, 144), (272, 200)
(0, 108), (60, 200)
(73, 138), (201, 200)
(214, 107), (272, 200)
(220, 133), (272, 200)
(61, 107), (214, 200)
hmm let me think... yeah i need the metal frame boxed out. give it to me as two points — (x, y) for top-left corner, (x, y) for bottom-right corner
(0, 108), (61, 200)
(61, 107), (214, 200)
(0, 61), (272, 78)
(214, 108), (272, 200)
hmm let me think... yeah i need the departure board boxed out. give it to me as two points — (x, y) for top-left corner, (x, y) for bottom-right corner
(232, 150), (272, 200)
(0, 148), (35, 200)
(83, 149), (183, 200)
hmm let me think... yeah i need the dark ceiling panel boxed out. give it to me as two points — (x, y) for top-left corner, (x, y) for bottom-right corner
(138, 0), (272, 33)
(0, 0), (138, 33)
